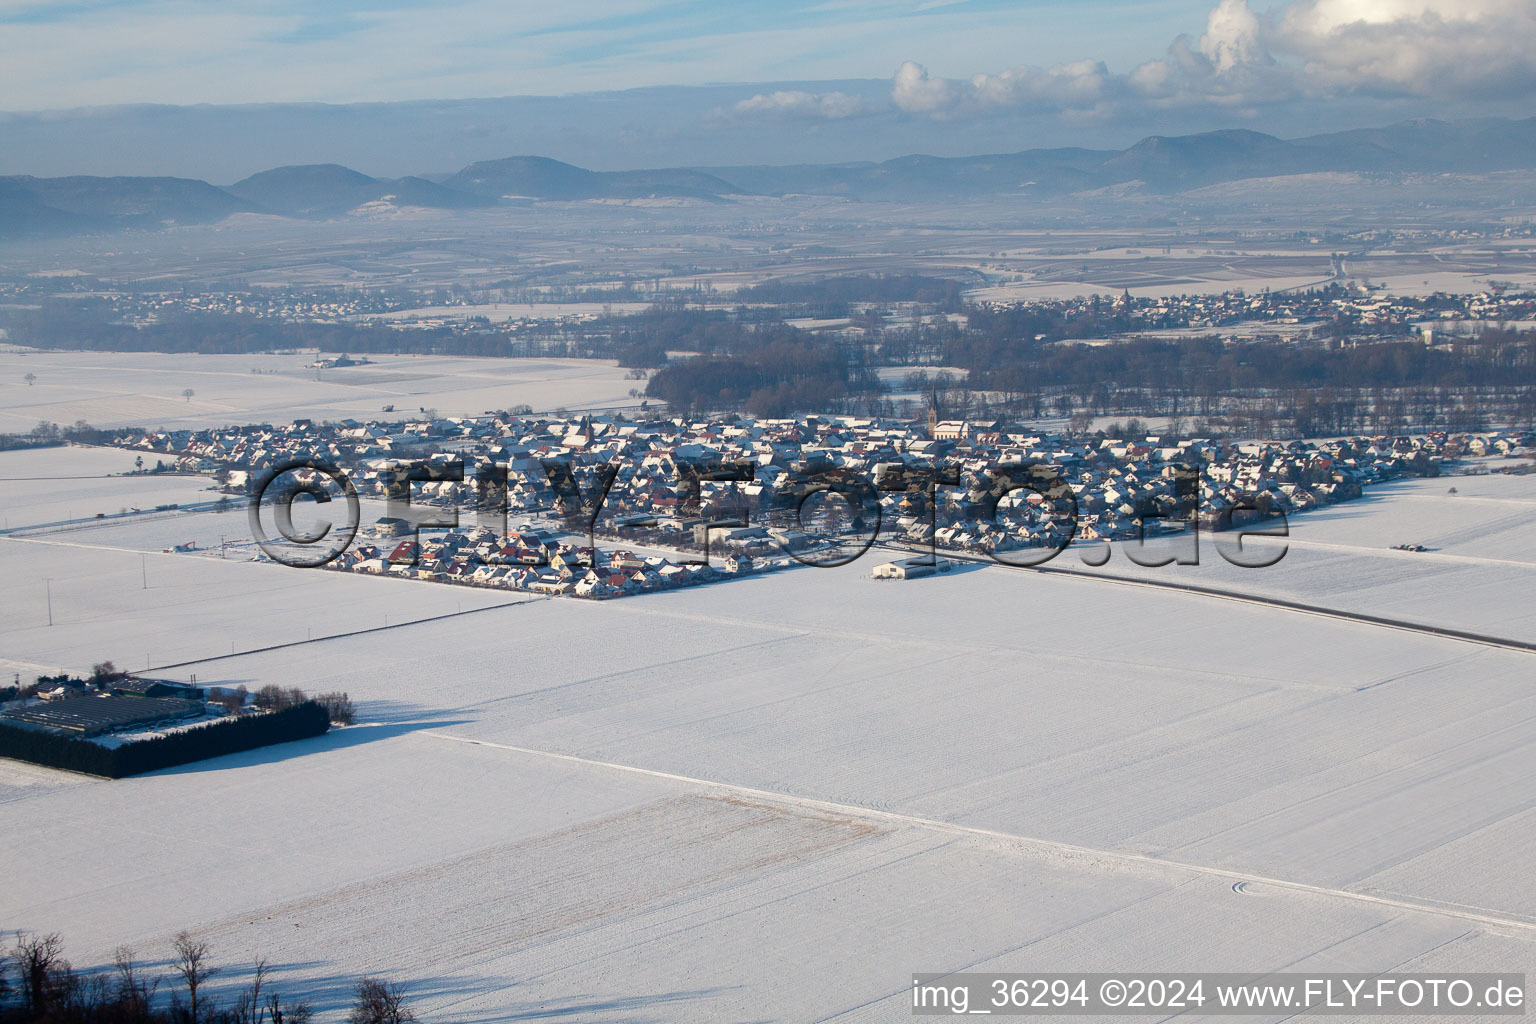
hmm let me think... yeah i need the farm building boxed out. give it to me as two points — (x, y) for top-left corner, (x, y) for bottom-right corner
(1, 695), (202, 737)
(111, 678), (205, 700)
(871, 556), (954, 580)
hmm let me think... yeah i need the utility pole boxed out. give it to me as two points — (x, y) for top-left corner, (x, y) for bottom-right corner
(44, 578), (52, 626)
(141, 553), (147, 589)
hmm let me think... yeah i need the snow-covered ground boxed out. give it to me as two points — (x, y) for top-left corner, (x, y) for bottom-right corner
(0, 447), (220, 530)
(0, 449), (1533, 1021)
(0, 351), (641, 432)
(1075, 467), (1536, 645)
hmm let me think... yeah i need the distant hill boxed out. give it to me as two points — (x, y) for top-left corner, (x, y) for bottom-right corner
(705, 118), (1536, 198)
(5, 115), (1536, 238)
(0, 178), (101, 237)
(444, 156), (744, 200)
(1291, 117), (1536, 174)
(1098, 129), (1319, 190)
(0, 174), (253, 236)
(227, 164), (491, 216)
(709, 148), (1114, 199)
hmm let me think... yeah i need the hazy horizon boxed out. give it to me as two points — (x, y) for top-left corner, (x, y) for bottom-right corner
(4, 91), (1527, 183)
(4, 0), (1536, 179)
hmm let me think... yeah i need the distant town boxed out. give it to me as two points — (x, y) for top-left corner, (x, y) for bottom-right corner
(104, 409), (1531, 599)
(6, 272), (1535, 345)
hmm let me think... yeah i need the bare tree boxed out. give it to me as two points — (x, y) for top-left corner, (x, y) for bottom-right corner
(52, 963), (90, 1020)
(250, 958), (269, 1024)
(266, 992), (313, 1024)
(347, 979), (416, 1024)
(171, 931), (218, 1024)
(182, 389), (195, 403)
(253, 684), (305, 711)
(0, 936), (12, 1008)
(14, 932), (66, 1017)
(114, 945), (159, 1020)
(230, 958), (269, 1024)
(0, 932), (346, 1024)
(313, 692), (355, 725)
(24, 372), (36, 386)
(216, 686), (248, 715)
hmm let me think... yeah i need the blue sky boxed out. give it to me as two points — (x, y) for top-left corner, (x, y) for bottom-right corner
(0, 0), (1213, 108)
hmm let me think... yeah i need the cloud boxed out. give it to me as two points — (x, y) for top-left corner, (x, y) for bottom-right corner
(731, 89), (870, 120)
(891, 0), (1536, 118)
(1201, 0), (1266, 73)
(969, 59), (1115, 113)
(892, 60), (959, 114)
(1273, 0), (1536, 99)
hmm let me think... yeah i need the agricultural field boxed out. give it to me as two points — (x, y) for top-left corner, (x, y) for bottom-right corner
(1086, 467), (1536, 645)
(0, 350), (642, 432)
(0, 442), (1532, 1021)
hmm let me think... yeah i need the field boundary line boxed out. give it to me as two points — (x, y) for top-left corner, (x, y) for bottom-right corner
(879, 542), (1536, 655)
(420, 730), (1536, 936)
(146, 597), (547, 671)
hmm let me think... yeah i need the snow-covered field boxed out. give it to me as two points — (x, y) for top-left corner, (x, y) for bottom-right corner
(0, 351), (641, 432)
(1082, 467), (1536, 645)
(0, 447), (220, 530)
(0, 447), (1533, 1021)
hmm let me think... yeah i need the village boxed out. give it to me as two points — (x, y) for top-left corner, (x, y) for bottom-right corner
(8, 264), (1536, 346)
(101, 406), (1534, 599)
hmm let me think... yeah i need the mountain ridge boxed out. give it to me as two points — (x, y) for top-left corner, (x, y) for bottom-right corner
(4, 115), (1535, 239)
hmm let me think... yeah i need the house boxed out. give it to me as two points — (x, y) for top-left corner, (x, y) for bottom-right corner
(872, 556), (954, 580)
(573, 571), (614, 598)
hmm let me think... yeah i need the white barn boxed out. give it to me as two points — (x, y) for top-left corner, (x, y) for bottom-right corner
(872, 556), (954, 580)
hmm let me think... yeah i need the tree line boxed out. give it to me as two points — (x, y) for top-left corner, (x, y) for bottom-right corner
(0, 703), (331, 779)
(0, 304), (494, 358)
(735, 274), (965, 313)
(642, 340), (870, 417)
(0, 931), (416, 1024)
(969, 332), (1536, 395)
